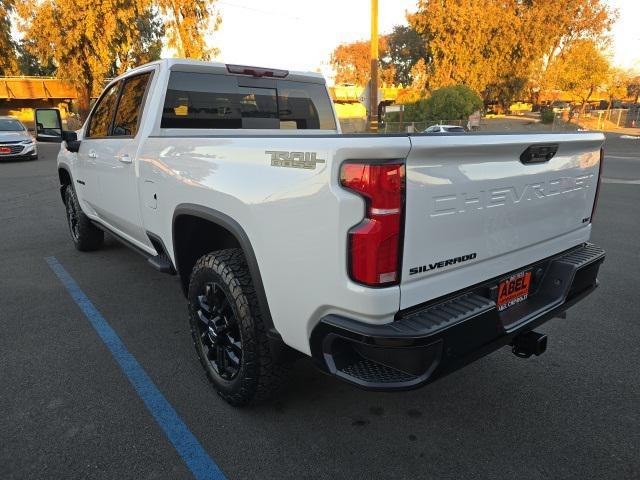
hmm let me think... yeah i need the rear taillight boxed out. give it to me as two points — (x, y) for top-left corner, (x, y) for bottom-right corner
(591, 148), (604, 222)
(340, 161), (405, 286)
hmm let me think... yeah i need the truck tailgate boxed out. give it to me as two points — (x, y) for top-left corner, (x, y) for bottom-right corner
(400, 132), (604, 310)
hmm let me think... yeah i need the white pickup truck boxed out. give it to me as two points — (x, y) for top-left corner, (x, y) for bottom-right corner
(38, 59), (606, 406)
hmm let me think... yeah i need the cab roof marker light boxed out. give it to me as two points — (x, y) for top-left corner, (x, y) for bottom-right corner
(226, 64), (289, 78)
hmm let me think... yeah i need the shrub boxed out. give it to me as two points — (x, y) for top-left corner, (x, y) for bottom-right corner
(392, 85), (483, 124)
(424, 85), (483, 122)
(541, 109), (555, 124)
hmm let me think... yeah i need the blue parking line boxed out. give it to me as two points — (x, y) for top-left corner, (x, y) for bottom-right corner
(45, 256), (227, 480)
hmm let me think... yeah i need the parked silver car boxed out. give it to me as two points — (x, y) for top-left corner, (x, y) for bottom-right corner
(0, 117), (38, 161)
(423, 124), (466, 133)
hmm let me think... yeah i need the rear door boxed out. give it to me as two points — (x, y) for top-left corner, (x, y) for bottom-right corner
(400, 133), (604, 309)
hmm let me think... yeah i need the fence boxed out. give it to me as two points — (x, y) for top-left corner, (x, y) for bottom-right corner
(574, 108), (640, 130)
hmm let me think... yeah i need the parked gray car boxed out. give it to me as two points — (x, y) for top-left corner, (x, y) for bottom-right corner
(0, 117), (38, 161)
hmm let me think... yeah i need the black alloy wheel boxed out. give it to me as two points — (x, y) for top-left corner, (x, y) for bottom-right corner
(195, 281), (242, 380)
(65, 191), (80, 242)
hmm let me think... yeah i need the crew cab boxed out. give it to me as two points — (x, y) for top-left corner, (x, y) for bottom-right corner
(39, 59), (606, 405)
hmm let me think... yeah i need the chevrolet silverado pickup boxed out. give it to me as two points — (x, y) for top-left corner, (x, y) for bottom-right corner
(39, 59), (606, 405)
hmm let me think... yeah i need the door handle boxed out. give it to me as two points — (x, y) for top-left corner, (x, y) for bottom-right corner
(88, 150), (97, 158)
(116, 154), (132, 164)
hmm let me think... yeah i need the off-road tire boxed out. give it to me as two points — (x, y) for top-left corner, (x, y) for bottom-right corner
(64, 185), (104, 251)
(188, 248), (288, 406)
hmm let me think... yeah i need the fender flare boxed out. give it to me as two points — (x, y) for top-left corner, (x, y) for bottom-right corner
(57, 164), (73, 203)
(172, 204), (280, 340)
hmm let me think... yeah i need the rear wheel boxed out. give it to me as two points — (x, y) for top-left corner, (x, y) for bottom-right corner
(188, 249), (287, 406)
(64, 185), (104, 251)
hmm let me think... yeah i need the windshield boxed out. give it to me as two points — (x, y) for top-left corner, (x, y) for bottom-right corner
(0, 119), (25, 132)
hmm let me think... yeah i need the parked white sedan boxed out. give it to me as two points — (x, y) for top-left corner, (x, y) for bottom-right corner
(0, 116), (38, 161)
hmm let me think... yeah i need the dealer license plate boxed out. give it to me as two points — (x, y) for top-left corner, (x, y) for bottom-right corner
(497, 270), (531, 311)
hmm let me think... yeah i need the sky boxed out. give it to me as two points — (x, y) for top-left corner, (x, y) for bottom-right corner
(210, 0), (640, 80)
(209, 0), (419, 79)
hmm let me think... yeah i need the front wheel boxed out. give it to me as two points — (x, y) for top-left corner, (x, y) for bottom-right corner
(188, 249), (288, 406)
(64, 185), (104, 251)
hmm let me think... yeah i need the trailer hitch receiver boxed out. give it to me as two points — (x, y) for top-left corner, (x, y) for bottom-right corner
(511, 331), (547, 358)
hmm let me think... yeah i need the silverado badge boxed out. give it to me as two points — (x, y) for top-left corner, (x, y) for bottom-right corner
(265, 151), (326, 170)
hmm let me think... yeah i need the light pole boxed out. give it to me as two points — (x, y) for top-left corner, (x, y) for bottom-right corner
(369, 0), (379, 132)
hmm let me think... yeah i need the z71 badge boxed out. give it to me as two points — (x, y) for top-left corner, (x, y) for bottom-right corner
(265, 151), (326, 170)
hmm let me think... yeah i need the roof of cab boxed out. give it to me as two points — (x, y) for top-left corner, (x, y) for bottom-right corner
(115, 58), (326, 85)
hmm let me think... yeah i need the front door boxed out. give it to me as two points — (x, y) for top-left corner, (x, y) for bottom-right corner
(93, 72), (153, 247)
(76, 81), (121, 216)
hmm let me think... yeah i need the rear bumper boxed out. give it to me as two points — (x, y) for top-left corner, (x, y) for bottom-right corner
(310, 243), (605, 391)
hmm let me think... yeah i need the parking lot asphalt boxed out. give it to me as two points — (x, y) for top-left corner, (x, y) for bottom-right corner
(1, 135), (639, 480)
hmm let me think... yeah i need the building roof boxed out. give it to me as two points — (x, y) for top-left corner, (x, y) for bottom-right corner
(0, 77), (77, 100)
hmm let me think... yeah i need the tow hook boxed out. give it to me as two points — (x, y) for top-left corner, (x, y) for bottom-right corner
(511, 331), (548, 358)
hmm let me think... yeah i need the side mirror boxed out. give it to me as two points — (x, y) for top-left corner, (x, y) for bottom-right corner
(34, 108), (63, 143)
(62, 130), (81, 153)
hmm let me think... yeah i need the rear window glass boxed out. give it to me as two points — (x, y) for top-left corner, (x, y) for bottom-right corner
(161, 72), (336, 130)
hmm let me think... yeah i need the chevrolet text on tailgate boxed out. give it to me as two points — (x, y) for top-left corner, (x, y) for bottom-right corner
(40, 59), (606, 406)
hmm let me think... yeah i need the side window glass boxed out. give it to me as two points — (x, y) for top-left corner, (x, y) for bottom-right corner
(112, 73), (151, 137)
(87, 82), (120, 138)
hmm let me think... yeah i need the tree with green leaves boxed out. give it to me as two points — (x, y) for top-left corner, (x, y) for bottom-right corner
(17, 0), (137, 117)
(156, 0), (221, 60)
(398, 85), (483, 124)
(16, 40), (56, 76)
(0, 0), (18, 75)
(628, 75), (640, 104)
(330, 37), (396, 86)
(110, 6), (164, 76)
(546, 39), (610, 113)
(16, 0), (221, 119)
(603, 68), (631, 110)
(381, 25), (428, 86)
(424, 85), (483, 122)
(408, 0), (616, 107)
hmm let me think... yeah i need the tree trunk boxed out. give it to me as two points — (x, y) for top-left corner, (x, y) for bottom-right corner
(580, 87), (594, 116)
(605, 96), (612, 122)
(76, 83), (92, 122)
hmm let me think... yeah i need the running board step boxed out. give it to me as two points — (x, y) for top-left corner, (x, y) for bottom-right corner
(148, 254), (176, 274)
